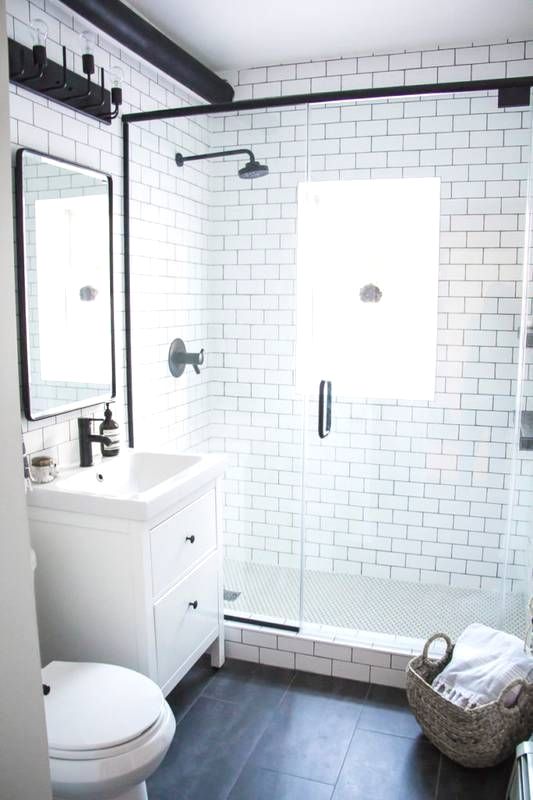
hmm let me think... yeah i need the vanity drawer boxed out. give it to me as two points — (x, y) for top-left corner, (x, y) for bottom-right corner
(150, 489), (216, 597)
(154, 553), (219, 687)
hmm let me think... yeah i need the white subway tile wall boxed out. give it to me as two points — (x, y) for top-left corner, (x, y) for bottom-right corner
(8, 0), (533, 606)
(10, 0), (207, 464)
(213, 51), (533, 596)
(128, 111), (212, 453)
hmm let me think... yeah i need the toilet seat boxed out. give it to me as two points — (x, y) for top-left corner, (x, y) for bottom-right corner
(49, 702), (171, 761)
(43, 661), (165, 757)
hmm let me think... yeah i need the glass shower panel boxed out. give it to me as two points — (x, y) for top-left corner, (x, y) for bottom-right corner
(211, 107), (309, 626)
(129, 115), (212, 455)
(502, 106), (533, 631)
(300, 92), (533, 643)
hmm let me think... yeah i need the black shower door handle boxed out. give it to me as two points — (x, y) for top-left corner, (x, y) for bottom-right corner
(318, 380), (332, 439)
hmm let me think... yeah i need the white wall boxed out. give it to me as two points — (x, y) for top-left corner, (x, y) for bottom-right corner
(0, 0), (52, 796)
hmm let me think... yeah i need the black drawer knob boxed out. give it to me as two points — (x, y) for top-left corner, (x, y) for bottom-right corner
(188, 600), (198, 610)
(185, 535), (196, 544)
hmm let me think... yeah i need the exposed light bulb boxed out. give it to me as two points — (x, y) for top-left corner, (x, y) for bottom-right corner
(110, 65), (123, 88)
(31, 18), (48, 48)
(30, 18), (48, 68)
(109, 65), (123, 111)
(80, 30), (96, 55)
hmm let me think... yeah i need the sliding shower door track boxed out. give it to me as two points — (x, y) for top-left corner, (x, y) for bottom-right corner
(224, 614), (300, 633)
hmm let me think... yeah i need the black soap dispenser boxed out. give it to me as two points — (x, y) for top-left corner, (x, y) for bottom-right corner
(99, 403), (120, 458)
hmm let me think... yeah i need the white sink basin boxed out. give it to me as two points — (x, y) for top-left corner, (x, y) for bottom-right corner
(27, 450), (225, 520)
(57, 452), (202, 495)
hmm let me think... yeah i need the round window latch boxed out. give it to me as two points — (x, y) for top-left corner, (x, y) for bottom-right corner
(188, 600), (198, 610)
(185, 535), (196, 544)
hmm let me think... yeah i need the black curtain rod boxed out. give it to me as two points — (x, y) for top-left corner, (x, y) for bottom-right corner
(60, 0), (234, 104)
(123, 75), (533, 124)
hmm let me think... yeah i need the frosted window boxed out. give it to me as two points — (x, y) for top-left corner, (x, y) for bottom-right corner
(297, 177), (440, 400)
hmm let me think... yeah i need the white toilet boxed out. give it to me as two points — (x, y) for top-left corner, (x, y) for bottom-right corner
(43, 661), (175, 800)
(32, 552), (175, 799)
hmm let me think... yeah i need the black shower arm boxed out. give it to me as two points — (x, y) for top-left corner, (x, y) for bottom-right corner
(176, 148), (255, 166)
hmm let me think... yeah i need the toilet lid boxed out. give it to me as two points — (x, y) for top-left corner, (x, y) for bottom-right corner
(42, 661), (164, 752)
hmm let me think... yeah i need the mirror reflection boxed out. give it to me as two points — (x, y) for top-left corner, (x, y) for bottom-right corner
(16, 149), (115, 420)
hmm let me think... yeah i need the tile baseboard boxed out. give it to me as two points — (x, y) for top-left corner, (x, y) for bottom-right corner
(223, 620), (443, 688)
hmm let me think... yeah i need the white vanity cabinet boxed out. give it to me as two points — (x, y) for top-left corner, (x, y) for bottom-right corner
(29, 474), (225, 697)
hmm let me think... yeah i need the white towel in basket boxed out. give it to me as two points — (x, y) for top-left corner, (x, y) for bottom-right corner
(432, 623), (533, 709)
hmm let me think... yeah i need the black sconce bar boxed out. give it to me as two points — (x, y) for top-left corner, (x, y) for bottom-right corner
(8, 38), (122, 124)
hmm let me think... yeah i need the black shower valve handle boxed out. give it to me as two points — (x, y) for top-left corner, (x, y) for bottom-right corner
(181, 347), (204, 374)
(193, 348), (205, 374)
(180, 348), (204, 366)
(168, 338), (205, 378)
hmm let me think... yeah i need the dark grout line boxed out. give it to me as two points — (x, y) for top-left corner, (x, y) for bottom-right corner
(211, 662), (300, 799)
(219, 664), (298, 798)
(239, 760), (341, 793)
(168, 661), (222, 727)
(434, 753), (443, 800)
(285, 668), (298, 691)
(199, 692), (247, 707)
(355, 725), (424, 742)
(246, 764), (335, 788)
(329, 681), (371, 795)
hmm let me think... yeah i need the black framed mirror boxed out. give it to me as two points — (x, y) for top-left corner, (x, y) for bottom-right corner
(16, 148), (115, 420)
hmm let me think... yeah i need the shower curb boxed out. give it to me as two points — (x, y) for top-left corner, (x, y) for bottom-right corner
(223, 620), (445, 688)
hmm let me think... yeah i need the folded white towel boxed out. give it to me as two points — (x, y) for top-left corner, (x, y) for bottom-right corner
(431, 623), (533, 710)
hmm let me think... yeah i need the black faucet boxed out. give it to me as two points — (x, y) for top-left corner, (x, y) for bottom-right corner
(78, 418), (112, 468)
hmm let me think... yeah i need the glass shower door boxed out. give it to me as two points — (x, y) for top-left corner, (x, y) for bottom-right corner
(296, 145), (442, 638)
(297, 94), (533, 644)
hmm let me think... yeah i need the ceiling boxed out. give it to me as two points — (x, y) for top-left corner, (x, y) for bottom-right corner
(126, 0), (533, 73)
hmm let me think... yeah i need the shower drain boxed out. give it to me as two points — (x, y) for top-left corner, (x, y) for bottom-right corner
(224, 589), (241, 602)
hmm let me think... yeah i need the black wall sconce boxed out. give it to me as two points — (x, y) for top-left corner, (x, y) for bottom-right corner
(8, 21), (123, 125)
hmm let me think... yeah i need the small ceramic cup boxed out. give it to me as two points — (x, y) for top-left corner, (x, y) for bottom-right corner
(30, 455), (57, 484)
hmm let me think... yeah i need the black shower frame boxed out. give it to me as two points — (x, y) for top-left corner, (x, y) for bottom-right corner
(122, 74), (532, 633)
(122, 74), (533, 450)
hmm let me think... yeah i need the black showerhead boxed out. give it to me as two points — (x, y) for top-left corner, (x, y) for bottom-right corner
(238, 158), (269, 180)
(175, 147), (269, 180)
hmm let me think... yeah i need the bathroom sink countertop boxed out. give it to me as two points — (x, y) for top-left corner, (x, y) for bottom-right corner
(27, 449), (226, 520)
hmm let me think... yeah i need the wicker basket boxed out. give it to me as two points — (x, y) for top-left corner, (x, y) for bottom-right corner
(406, 633), (533, 768)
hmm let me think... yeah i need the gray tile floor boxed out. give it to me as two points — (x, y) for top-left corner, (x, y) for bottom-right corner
(148, 656), (513, 800)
